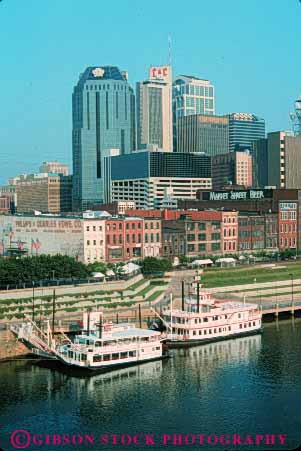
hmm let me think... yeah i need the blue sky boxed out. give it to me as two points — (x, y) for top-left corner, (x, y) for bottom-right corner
(0, 0), (300, 184)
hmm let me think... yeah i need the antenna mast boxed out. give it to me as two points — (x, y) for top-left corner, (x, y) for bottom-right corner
(168, 34), (172, 66)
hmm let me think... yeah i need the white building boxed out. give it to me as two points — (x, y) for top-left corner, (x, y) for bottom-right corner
(111, 177), (212, 209)
(136, 65), (173, 152)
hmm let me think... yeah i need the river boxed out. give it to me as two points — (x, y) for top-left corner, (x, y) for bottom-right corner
(0, 319), (300, 451)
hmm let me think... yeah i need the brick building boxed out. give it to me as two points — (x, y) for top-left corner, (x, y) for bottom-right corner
(105, 217), (144, 263)
(143, 218), (162, 257)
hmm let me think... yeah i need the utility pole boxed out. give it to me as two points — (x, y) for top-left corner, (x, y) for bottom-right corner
(32, 281), (35, 323)
(52, 289), (56, 338)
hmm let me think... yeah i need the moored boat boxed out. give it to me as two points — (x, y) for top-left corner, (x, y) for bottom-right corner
(160, 291), (262, 348)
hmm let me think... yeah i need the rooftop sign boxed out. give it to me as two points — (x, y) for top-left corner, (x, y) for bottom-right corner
(203, 189), (273, 201)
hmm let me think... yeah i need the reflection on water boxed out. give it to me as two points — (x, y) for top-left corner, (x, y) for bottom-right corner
(0, 320), (301, 451)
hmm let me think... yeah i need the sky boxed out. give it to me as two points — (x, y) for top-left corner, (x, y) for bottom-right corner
(0, 0), (300, 184)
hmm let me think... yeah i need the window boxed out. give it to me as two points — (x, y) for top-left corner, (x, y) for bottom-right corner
(99, 226), (102, 231)
(187, 244), (195, 252)
(86, 226), (90, 231)
(93, 240), (96, 246)
(87, 240), (90, 246)
(187, 234), (195, 242)
(93, 226), (96, 231)
(120, 352), (128, 359)
(198, 233), (206, 241)
(112, 353), (119, 360)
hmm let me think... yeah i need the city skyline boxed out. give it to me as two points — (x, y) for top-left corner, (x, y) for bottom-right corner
(0, 0), (301, 184)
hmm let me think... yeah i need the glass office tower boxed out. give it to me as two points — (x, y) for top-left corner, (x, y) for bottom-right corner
(228, 113), (265, 152)
(72, 66), (136, 210)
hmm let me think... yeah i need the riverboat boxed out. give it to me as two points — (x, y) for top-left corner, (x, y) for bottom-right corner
(12, 312), (167, 373)
(161, 291), (262, 348)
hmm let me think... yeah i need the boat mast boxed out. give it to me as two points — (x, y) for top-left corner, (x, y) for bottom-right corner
(170, 293), (173, 339)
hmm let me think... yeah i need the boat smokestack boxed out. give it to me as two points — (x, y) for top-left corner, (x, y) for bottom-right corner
(197, 283), (200, 313)
(181, 281), (185, 311)
(98, 315), (102, 339)
(87, 311), (90, 336)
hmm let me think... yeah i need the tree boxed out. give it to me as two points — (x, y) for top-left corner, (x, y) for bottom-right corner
(140, 257), (172, 274)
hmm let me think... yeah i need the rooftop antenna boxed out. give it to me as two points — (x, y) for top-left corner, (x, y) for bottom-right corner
(168, 34), (172, 67)
(290, 96), (301, 136)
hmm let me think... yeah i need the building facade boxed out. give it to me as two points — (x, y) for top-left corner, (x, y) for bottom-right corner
(212, 151), (253, 190)
(0, 214), (84, 259)
(105, 217), (144, 263)
(173, 75), (215, 119)
(176, 114), (229, 156)
(39, 161), (69, 176)
(252, 138), (268, 188)
(15, 174), (72, 214)
(83, 219), (106, 264)
(136, 66), (172, 152)
(143, 218), (162, 257)
(72, 66), (136, 210)
(181, 188), (301, 252)
(104, 151), (212, 209)
(162, 211), (238, 258)
(228, 113), (265, 152)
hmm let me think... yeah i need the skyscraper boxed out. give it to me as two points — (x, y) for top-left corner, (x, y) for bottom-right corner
(176, 114), (229, 156)
(72, 66), (136, 211)
(267, 131), (301, 189)
(136, 66), (173, 151)
(228, 113), (265, 152)
(173, 75), (215, 118)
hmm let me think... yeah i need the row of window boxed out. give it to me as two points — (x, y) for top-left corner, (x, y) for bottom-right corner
(93, 350), (138, 362)
(280, 211), (296, 220)
(86, 83), (130, 92)
(187, 243), (221, 252)
(224, 241), (236, 251)
(224, 228), (236, 237)
(280, 224), (296, 233)
(280, 238), (296, 247)
(107, 223), (142, 231)
(107, 234), (142, 244)
(223, 217), (236, 223)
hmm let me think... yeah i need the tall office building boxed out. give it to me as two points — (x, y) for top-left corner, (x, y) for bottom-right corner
(267, 131), (301, 189)
(39, 161), (69, 176)
(252, 138), (269, 188)
(212, 151), (252, 190)
(176, 114), (229, 156)
(136, 66), (173, 152)
(72, 66), (136, 211)
(228, 113), (265, 152)
(173, 75), (215, 151)
(173, 75), (215, 118)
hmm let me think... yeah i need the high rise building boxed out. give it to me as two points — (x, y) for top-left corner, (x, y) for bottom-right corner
(212, 151), (252, 190)
(136, 66), (173, 151)
(39, 161), (69, 176)
(72, 66), (136, 211)
(267, 131), (301, 189)
(15, 174), (73, 214)
(173, 75), (215, 118)
(252, 138), (268, 188)
(104, 151), (212, 209)
(228, 113), (265, 152)
(176, 114), (229, 156)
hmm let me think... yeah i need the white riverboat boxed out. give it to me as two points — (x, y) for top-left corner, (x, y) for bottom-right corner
(161, 291), (262, 348)
(12, 312), (167, 373)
